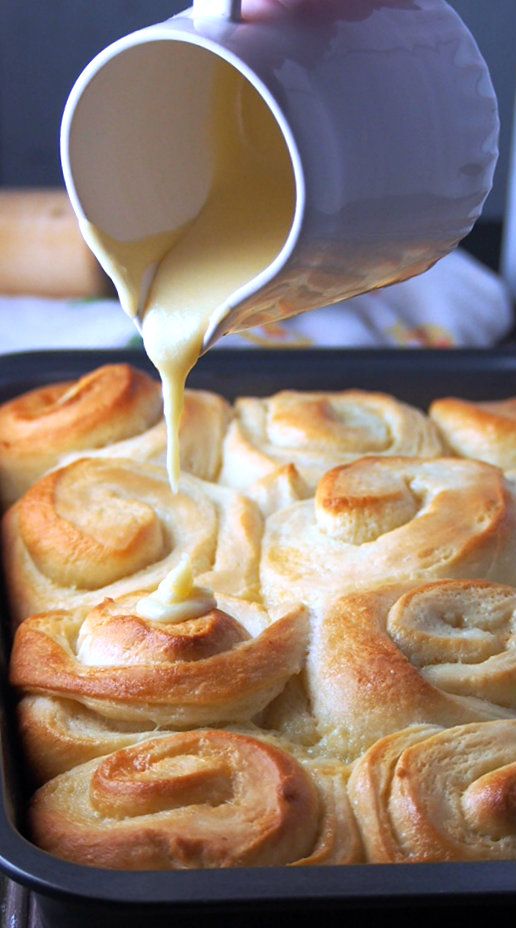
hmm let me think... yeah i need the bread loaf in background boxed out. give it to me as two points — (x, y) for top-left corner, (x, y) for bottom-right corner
(0, 189), (108, 297)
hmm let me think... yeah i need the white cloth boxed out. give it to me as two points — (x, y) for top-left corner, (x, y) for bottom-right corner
(0, 249), (512, 354)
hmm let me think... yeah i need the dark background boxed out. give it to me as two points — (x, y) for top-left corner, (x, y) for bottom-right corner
(0, 1), (513, 268)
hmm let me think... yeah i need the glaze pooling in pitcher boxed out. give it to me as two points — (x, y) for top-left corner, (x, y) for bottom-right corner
(62, 0), (498, 343)
(76, 50), (296, 488)
(61, 0), (498, 492)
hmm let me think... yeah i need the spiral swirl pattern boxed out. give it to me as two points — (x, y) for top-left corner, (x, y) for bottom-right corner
(308, 582), (516, 762)
(261, 457), (516, 610)
(2, 458), (262, 624)
(220, 389), (443, 496)
(29, 731), (321, 869)
(388, 580), (516, 707)
(8, 362), (516, 873)
(348, 721), (516, 862)
(430, 395), (516, 470)
(17, 695), (157, 785)
(0, 364), (162, 508)
(29, 728), (365, 869)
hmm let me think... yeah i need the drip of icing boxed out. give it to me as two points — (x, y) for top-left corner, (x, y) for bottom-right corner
(79, 59), (295, 491)
(136, 554), (216, 623)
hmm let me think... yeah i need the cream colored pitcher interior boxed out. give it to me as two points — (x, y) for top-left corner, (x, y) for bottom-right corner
(81, 50), (296, 489)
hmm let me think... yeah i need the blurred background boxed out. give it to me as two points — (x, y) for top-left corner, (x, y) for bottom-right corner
(1, 0), (514, 270)
(0, 1), (515, 352)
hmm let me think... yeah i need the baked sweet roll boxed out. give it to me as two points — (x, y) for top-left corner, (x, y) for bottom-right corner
(0, 364), (162, 508)
(11, 592), (307, 781)
(261, 456), (516, 610)
(17, 695), (158, 785)
(430, 395), (516, 470)
(220, 389), (443, 499)
(0, 363), (233, 509)
(348, 720), (516, 862)
(308, 580), (516, 762)
(59, 387), (232, 483)
(2, 457), (262, 624)
(28, 730), (363, 868)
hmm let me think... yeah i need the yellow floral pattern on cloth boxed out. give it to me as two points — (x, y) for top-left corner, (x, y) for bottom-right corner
(241, 322), (314, 349)
(387, 324), (455, 348)
(0, 249), (511, 356)
(219, 251), (511, 350)
(240, 320), (455, 350)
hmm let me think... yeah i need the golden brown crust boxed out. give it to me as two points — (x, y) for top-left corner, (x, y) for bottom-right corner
(17, 695), (158, 785)
(261, 456), (516, 610)
(9, 369), (516, 871)
(29, 731), (321, 869)
(59, 388), (233, 483)
(2, 459), (262, 625)
(220, 389), (443, 496)
(17, 461), (167, 589)
(308, 581), (516, 762)
(430, 396), (516, 469)
(348, 721), (516, 862)
(10, 595), (308, 727)
(0, 364), (162, 507)
(0, 364), (233, 509)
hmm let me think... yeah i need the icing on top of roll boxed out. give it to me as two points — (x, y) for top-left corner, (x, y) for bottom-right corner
(80, 60), (295, 491)
(136, 554), (216, 624)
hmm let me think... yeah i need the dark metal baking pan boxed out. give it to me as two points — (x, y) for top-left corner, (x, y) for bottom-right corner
(1, 348), (516, 928)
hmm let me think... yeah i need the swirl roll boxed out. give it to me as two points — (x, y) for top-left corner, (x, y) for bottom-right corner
(29, 731), (321, 869)
(2, 458), (262, 624)
(60, 388), (232, 483)
(348, 721), (516, 862)
(430, 395), (516, 470)
(220, 389), (443, 494)
(17, 695), (158, 785)
(0, 363), (233, 509)
(308, 581), (516, 762)
(0, 364), (162, 508)
(261, 457), (516, 610)
(29, 730), (363, 869)
(11, 593), (307, 774)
